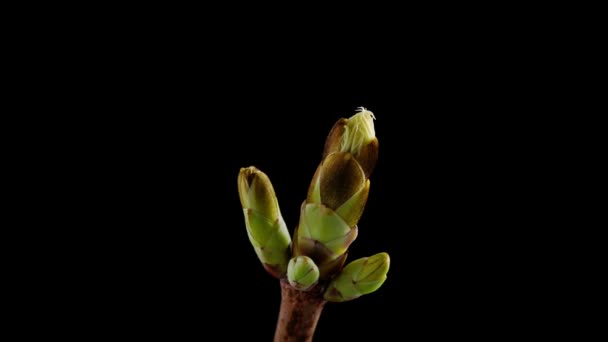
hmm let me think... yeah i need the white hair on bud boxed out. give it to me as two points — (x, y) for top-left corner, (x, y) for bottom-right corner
(341, 107), (376, 155)
(356, 106), (376, 120)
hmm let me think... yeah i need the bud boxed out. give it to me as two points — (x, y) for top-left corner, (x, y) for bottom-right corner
(307, 152), (370, 227)
(323, 107), (379, 177)
(287, 256), (320, 291)
(294, 202), (358, 263)
(239, 167), (280, 220)
(294, 108), (380, 279)
(324, 252), (390, 302)
(238, 167), (291, 278)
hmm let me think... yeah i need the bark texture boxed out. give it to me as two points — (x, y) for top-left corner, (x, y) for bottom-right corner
(274, 280), (327, 342)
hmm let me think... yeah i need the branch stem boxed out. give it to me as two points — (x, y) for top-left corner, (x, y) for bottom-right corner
(274, 280), (327, 342)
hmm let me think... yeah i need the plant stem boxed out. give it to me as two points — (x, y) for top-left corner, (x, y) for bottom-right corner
(274, 280), (327, 342)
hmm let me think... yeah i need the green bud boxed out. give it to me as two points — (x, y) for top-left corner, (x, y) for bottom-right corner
(340, 107), (376, 155)
(239, 166), (280, 220)
(322, 107), (379, 177)
(307, 152), (369, 227)
(294, 108), (380, 280)
(293, 202), (358, 279)
(287, 256), (319, 291)
(324, 252), (390, 302)
(238, 167), (291, 278)
(294, 203), (357, 260)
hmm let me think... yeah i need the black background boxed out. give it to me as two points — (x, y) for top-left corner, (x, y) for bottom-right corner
(19, 6), (577, 338)
(70, 31), (540, 338)
(92, 81), (521, 339)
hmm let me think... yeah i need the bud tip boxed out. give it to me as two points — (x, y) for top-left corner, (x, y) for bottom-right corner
(341, 107), (376, 155)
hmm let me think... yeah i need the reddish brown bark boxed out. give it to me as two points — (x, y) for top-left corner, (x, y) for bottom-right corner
(274, 280), (327, 342)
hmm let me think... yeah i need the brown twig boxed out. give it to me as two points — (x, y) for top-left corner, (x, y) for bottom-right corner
(274, 280), (327, 342)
